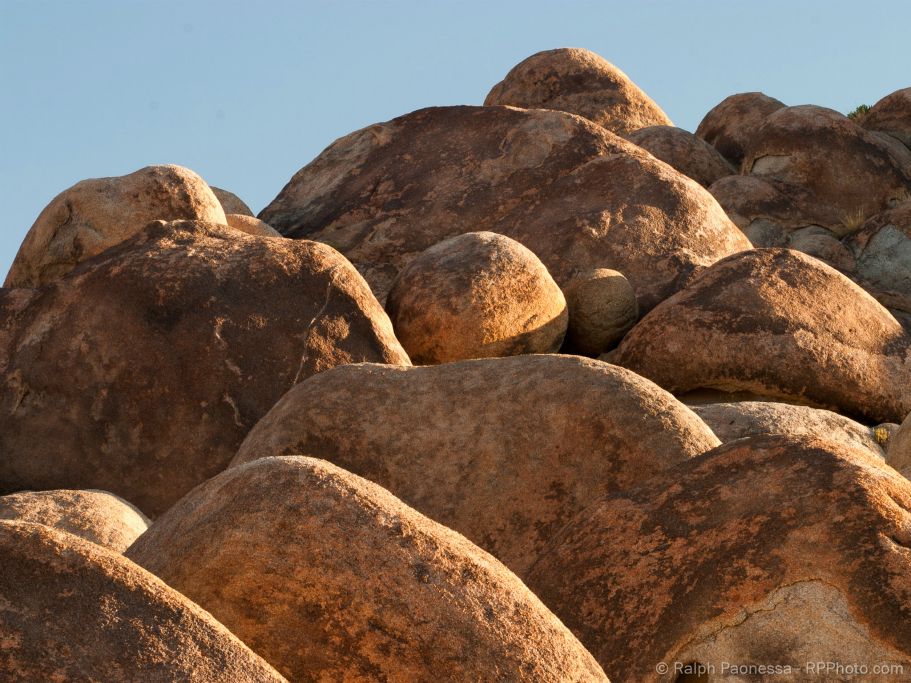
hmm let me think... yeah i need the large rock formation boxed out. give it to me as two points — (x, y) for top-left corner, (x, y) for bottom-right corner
(0, 489), (149, 552)
(0, 220), (408, 516)
(860, 87), (911, 148)
(6, 165), (226, 288)
(484, 48), (672, 135)
(0, 520), (285, 682)
(260, 105), (749, 311)
(126, 456), (608, 682)
(230, 355), (719, 576)
(614, 248), (911, 424)
(386, 231), (567, 364)
(526, 435), (911, 680)
(627, 125), (734, 187)
(695, 91), (785, 167)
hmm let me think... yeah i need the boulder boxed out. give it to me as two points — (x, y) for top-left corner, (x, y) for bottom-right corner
(847, 201), (911, 307)
(860, 87), (911, 148)
(126, 456), (609, 682)
(886, 411), (911, 478)
(260, 105), (750, 311)
(211, 185), (254, 216)
(563, 268), (638, 355)
(225, 213), (281, 237)
(386, 232), (567, 364)
(695, 91), (785, 167)
(0, 220), (409, 516)
(0, 520), (285, 682)
(526, 435), (911, 680)
(230, 355), (719, 576)
(742, 105), (911, 230)
(688, 400), (886, 458)
(0, 489), (149, 552)
(627, 125), (734, 187)
(786, 225), (856, 272)
(614, 248), (911, 424)
(484, 48), (672, 136)
(5, 165), (226, 288)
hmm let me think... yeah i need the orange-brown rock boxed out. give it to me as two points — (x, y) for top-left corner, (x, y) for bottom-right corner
(484, 48), (672, 136)
(230, 355), (719, 576)
(0, 220), (409, 516)
(742, 105), (911, 228)
(695, 91), (785, 167)
(0, 489), (149, 552)
(886, 411), (911, 479)
(627, 125), (734, 187)
(225, 213), (281, 237)
(0, 520), (285, 682)
(386, 232), (567, 364)
(860, 87), (911, 148)
(260, 105), (749, 311)
(526, 435), (911, 680)
(614, 248), (911, 424)
(126, 456), (609, 682)
(211, 185), (255, 216)
(5, 165), (226, 288)
(563, 268), (638, 355)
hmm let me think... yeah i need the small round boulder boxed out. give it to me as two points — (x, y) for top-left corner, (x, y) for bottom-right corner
(386, 232), (568, 364)
(564, 268), (638, 355)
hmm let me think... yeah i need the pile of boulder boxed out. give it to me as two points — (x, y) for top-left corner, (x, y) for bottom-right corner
(3, 47), (911, 681)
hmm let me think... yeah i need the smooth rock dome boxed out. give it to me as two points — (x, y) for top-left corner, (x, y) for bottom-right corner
(627, 125), (734, 187)
(695, 91), (785, 167)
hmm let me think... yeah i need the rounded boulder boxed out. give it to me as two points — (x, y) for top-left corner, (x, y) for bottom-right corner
(695, 91), (785, 167)
(627, 125), (734, 187)
(563, 268), (638, 355)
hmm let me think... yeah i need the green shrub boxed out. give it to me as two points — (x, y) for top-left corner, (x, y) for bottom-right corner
(847, 104), (871, 120)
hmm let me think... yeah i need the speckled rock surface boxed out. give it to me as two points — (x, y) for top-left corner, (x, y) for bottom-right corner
(5, 165), (226, 288)
(627, 125), (734, 187)
(563, 268), (638, 355)
(886, 411), (911, 479)
(614, 248), (911, 424)
(526, 435), (911, 681)
(847, 202), (911, 310)
(230, 355), (719, 576)
(860, 87), (911, 148)
(0, 489), (149, 552)
(225, 213), (281, 237)
(484, 48), (671, 136)
(211, 185), (254, 216)
(259, 105), (750, 311)
(386, 232), (567, 364)
(127, 456), (609, 682)
(0, 520), (286, 682)
(695, 91), (785, 167)
(0, 220), (409, 516)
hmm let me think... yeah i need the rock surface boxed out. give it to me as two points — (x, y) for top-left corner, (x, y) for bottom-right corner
(230, 355), (719, 576)
(860, 87), (911, 148)
(614, 248), (911, 424)
(886, 411), (911, 478)
(0, 520), (286, 682)
(126, 456), (609, 682)
(0, 489), (149, 552)
(6, 165), (226, 288)
(386, 231), (567, 364)
(688, 400), (886, 458)
(847, 202), (911, 311)
(695, 91), (785, 167)
(260, 105), (750, 310)
(225, 213), (281, 237)
(211, 185), (254, 216)
(0, 220), (409, 516)
(563, 268), (638, 355)
(484, 48), (672, 135)
(627, 125), (734, 187)
(526, 435), (911, 680)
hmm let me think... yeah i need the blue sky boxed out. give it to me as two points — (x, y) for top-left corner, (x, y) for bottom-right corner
(2, 0), (909, 279)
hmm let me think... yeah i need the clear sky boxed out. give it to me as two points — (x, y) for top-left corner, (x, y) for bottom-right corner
(2, 0), (909, 280)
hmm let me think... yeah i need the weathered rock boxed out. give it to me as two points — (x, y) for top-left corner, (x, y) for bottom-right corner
(695, 91), (785, 167)
(386, 232), (567, 364)
(0, 489), (149, 552)
(563, 268), (638, 355)
(0, 220), (409, 516)
(847, 202), (911, 308)
(6, 165), (226, 288)
(0, 520), (285, 682)
(787, 225), (857, 272)
(526, 435), (911, 680)
(225, 213), (281, 237)
(688, 400), (886, 458)
(211, 185), (254, 216)
(260, 105), (750, 310)
(742, 105), (911, 231)
(230, 355), (719, 576)
(127, 456), (609, 682)
(627, 125), (734, 187)
(484, 48), (672, 136)
(886, 411), (911, 478)
(860, 87), (911, 148)
(614, 248), (911, 424)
